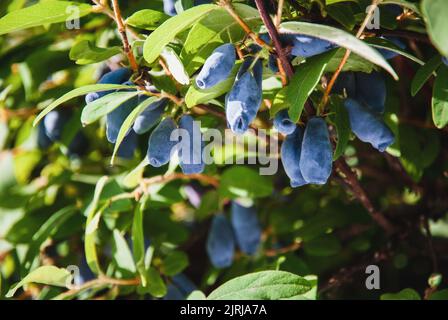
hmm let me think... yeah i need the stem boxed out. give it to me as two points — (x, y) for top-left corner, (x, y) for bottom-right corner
(111, 0), (139, 72)
(319, 0), (381, 111)
(254, 0), (294, 79)
(275, 0), (284, 27)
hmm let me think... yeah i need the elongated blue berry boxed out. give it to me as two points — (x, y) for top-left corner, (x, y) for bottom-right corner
(288, 34), (336, 58)
(274, 109), (296, 135)
(344, 98), (395, 152)
(178, 115), (205, 174)
(196, 44), (236, 89)
(206, 214), (235, 268)
(163, 0), (177, 16)
(230, 202), (261, 255)
(226, 59), (262, 134)
(355, 71), (386, 114)
(299, 117), (333, 185)
(281, 126), (307, 187)
(147, 117), (178, 167)
(106, 95), (138, 143)
(43, 110), (70, 141)
(117, 129), (138, 159)
(333, 72), (356, 97)
(85, 68), (131, 103)
(133, 98), (167, 134)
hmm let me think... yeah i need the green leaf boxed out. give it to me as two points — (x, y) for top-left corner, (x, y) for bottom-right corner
(207, 271), (312, 300)
(432, 65), (448, 129)
(111, 96), (159, 165)
(112, 229), (136, 274)
(23, 206), (77, 271)
(187, 290), (207, 300)
(219, 166), (273, 199)
(133, 199), (146, 286)
(411, 55), (441, 97)
(143, 4), (218, 64)
(421, 0), (448, 57)
(280, 21), (398, 80)
(329, 96), (350, 160)
(0, 1), (92, 36)
(84, 176), (109, 275)
(33, 84), (135, 126)
(282, 51), (335, 122)
(181, 4), (260, 75)
(6, 266), (71, 298)
(429, 289), (448, 300)
(81, 91), (140, 125)
(326, 3), (356, 30)
(381, 288), (421, 300)
(126, 9), (169, 30)
(380, 0), (421, 15)
(123, 158), (149, 188)
(162, 251), (189, 276)
(69, 40), (121, 65)
(146, 267), (167, 298)
(160, 47), (190, 85)
(364, 37), (424, 66)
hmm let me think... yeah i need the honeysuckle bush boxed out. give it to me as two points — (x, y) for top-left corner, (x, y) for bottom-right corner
(0, 0), (448, 301)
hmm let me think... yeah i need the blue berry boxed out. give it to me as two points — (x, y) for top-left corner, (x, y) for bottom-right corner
(85, 68), (131, 104)
(106, 95), (138, 143)
(280, 126), (308, 188)
(299, 117), (333, 185)
(355, 71), (386, 114)
(226, 58), (263, 134)
(178, 115), (205, 174)
(230, 202), (261, 255)
(344, 98), (395, 152)
(146, 117), (178, 167)
(133, 98), (167, 135)
(43, 110), (70, 141)
(333, 72), (356, 97)
(37, 121), (53, 149)
(287, 34), (336, 58)
(206, 214), (235, 268)
(274, 109), (296, 135)
(163, 0), (177, 16)
(117, 129), (138, 159)
(196, 44), (236, 89)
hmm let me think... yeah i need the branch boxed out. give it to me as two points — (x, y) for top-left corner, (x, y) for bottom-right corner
(111, 0), (139, 72)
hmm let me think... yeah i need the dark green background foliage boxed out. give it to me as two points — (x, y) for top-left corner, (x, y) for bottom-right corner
(0, 0), (447, 300)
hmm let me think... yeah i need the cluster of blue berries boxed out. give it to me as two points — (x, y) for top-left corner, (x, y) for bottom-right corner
(84, 68), (205, 173)
(334, 71), (395, 152)
(206, 202), (262, 268)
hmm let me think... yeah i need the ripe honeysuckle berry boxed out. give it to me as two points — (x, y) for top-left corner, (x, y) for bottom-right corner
(85, 68), (131, 104)
(37, 121), (53, 149)
(355, 71), (386, 114)
(133, 98), (167, 135)
(378, 37), (406, 60)
(273, 109), (296, 135)
(178, 115), (205, 174)
(226, 59), (263, 134)
(106, 95), (138, 143)
(43, 110), (70, 141)
(333, 72), (356, 97)
(286, 34), (337, 58)
(163, 0), (177, 16)
(281, 126), (308, 188)
(196, 43), (236, 89)
(206, 214), (235, 268)
(163, 274), (196, 300)
(117, 129), (138, 159)
(443, 57), (448, 66)
(230, 202), (261, 255)
(299, 117), (333, 185)
(146, 117), (178, 167)
(344, 98), (395, 152)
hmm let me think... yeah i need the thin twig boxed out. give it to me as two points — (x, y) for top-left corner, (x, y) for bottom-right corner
(111, 0), (139, 72)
